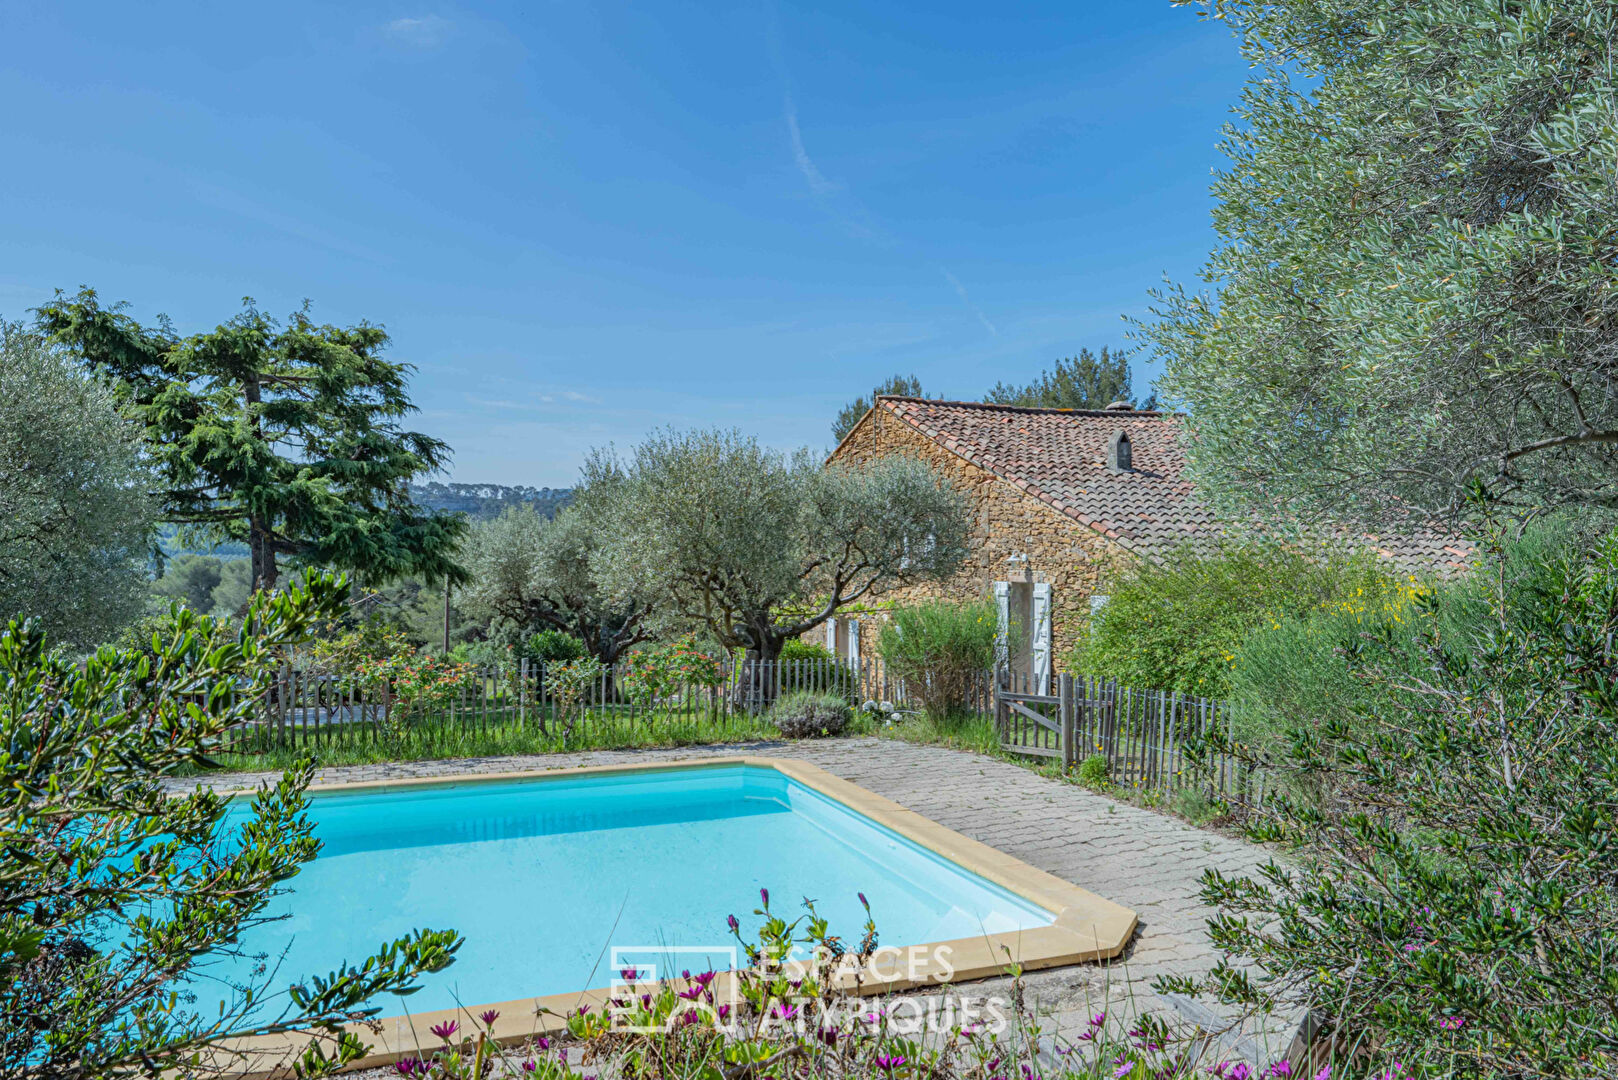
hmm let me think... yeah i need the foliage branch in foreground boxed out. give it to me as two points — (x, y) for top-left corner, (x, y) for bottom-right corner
(1164, 515), (1618, 1077)
(1144, 0), (1618, 525)
(0, 576), (461, 1080)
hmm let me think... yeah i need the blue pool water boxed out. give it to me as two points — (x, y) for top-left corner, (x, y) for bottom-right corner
(202, 764), (1053, 1015)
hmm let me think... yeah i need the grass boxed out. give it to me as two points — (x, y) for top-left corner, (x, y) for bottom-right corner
(192, 705), (802, 774)
(195, 702), (1235, 830)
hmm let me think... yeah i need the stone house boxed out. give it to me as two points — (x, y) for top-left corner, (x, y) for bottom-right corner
(818, 395), (1470, 694)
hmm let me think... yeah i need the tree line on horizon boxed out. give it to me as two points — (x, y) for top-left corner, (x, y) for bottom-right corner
(829, 345), (1153, 443)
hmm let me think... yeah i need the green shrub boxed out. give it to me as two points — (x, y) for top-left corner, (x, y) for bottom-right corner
(768, 691), (850, 738)
(0, 575), (459, 1074)
(1226, 516), (1597, 755)
(778, 637), (834, 662)
(877, 599), (996, 718)
(1167, 518), (1618, 1075)
(1073, 540), (1398, 696)
(527, 629), (587, 663)
(1075, 753), (1109, 787)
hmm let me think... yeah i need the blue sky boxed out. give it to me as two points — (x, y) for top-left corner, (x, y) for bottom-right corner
(0, 2), (1243, 486)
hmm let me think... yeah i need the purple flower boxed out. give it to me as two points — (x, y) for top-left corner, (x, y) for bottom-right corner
(1114, 1063), (1133, 1079)
(429, 1020), (458, 1042)
(728, 914), (740, 932)
(717, 1004), (732, 1021)
(858, 891), (868, 906)
(619, 966), (639, 981)
(640, 994), (652, 1009)
(534, 1037), (551, 1051)
(760, 887), (770, 906)
(479, 1009), (500, 1026)
(770, 1002), (800, 1020)
(682, 969), (692, 980)
(521, 1062), (536, 1074)
(576, 1004), (591, 1016)
(1228, 1066), (1253, 1080)
(694, 970), (716, 987)
(1437, 1016), (1465, 1031)
(393, 1058), (424, 1078)
(1312, 1070), (1330, 1080)
(1268, 1064), (1292, 1078)
(817, 1027), (840, 1046)
(876, 1055), (907, 1071)
(1091, 1011), (1106, 1026)
(678, 985), (704, 1001)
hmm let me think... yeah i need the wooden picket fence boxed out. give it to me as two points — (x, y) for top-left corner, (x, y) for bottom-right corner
(239, 655), (940, 752)
(232, 653), (1242, 799)
(994, 669), (1250, 799)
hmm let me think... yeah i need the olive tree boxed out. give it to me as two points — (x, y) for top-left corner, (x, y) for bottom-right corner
(455, 504), (654, 666)
(580, 428), (969, 665)
(1142, 0), (1618, 526)
(0, 321), (154, 649)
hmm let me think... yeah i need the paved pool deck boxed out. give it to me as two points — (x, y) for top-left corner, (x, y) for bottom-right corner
(169, 738), (1290, 1064)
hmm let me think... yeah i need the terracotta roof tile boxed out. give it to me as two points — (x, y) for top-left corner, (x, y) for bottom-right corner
(873, 396), (1470, 575)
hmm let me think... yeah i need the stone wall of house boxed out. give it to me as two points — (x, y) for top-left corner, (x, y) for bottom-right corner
(810, 405), (1136, 668)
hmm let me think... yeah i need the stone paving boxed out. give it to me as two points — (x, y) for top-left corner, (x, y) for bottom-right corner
(170, 738), (1290, 1062)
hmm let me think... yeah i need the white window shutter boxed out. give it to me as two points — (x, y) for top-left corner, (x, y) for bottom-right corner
(825, 618), (837, 652)
(993, 582), (1010, 673)
(848, 619), (861, 669)
(1032, 582), (1053, 695)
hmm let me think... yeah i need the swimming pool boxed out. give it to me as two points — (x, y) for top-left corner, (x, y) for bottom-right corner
(206, 758), (1135, 1067)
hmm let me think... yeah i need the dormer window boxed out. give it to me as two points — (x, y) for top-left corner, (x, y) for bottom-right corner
(1107, 430), (1132, 473)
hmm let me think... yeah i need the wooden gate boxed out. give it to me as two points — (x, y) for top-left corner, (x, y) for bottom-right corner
(994, 667), (1077, 767)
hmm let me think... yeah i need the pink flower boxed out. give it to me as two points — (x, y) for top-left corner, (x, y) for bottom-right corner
(429, 1020), (458, 1042)
(1437, 1015), (1465, 1031)
(876, 1055), (907, 1071)
(479, 1009), (499, 1026)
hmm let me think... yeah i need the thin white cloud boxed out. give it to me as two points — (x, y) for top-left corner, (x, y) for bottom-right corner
(940, 267), (998, 336)
(784, 96), (839, 198)
(384, 15), (451, 48)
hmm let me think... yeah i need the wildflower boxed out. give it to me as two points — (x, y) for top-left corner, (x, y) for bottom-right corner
(770, 1002), (800, 1021)
(728, 914), (740, 932)
(678, 985), (704, 1001)
(760, 887), (770, 906)
(1268, 1064), (1292, 1078)
(876, 1055), (907, 1071)
(394, 1058), (424, 1078)
(1091, 1011), (1106, 1026)
(534, 1037), (551, 1051)
(521, 1062), (536, 1074)
(817, 1026), (840, 1047)
(1312, 1069), (1330, 1080)
(858, 891), (869, 906)
(429, 1020), (458, 1042)
(694, 969), (717, 987)
(1437, 1015), (1465, 1031)
(479, 1009), (500, 1026)
(620, 966), (639, 981)
(1114, 1062), (1134, 1079)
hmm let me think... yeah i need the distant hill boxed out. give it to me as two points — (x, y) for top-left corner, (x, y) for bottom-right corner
(409, 482), (574, 521)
